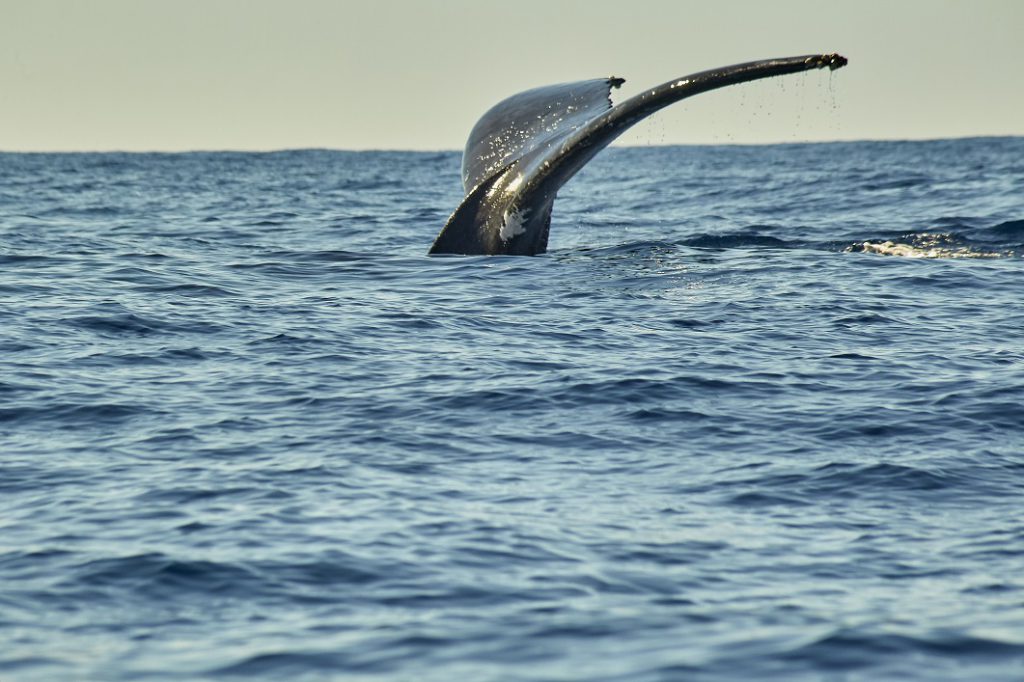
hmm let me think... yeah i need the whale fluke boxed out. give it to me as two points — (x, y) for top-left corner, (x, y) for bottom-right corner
(429, 53), (847, 256)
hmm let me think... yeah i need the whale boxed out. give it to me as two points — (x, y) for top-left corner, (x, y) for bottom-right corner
(429, 53), (847, 256)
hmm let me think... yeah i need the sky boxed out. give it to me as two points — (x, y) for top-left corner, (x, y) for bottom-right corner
(2, 0), (1022, 151)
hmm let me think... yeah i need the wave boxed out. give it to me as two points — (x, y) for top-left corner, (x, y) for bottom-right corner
(776, 629), (1024, 672)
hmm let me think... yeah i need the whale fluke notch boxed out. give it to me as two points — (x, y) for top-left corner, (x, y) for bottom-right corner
(429, 53), (848, 256)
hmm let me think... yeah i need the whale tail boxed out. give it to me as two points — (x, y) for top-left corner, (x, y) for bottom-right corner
(429, 53), (847, 256)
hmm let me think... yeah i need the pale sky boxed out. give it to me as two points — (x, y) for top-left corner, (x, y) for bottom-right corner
(2, 0), (1022, 151)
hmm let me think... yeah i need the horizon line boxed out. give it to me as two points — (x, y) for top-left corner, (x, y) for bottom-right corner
(2, 134), (1020, 155)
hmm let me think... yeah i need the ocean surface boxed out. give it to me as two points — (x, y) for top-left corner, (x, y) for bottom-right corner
(2, 138), (1023, 681)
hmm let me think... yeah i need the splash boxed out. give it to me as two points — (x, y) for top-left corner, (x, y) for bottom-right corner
(847, 233), (1012, 259)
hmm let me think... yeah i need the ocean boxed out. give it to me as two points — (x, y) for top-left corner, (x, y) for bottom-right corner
(1, 138), (1023, 680)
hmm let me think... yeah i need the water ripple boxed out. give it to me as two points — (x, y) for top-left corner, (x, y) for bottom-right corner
(2, 141), (1023, 681)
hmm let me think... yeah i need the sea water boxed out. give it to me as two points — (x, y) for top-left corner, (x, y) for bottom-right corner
(1, 138), (1023, 680)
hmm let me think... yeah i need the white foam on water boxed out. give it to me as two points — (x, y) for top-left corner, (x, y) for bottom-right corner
(848, 233), (1010, 259)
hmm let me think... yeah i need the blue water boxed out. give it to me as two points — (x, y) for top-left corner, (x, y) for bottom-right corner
(2, 138), (1023, 681)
